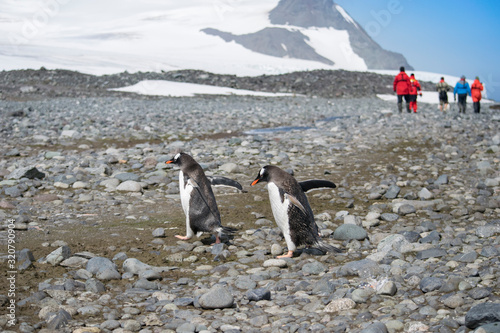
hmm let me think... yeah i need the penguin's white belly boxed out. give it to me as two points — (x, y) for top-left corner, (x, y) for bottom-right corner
(179, 171), (193, 214)
(267, 183), (292, 238)
(179, 171), (195, 238)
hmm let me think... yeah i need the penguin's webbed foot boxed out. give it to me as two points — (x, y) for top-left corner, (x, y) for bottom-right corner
(175, 235), (191, 240)
(211, 235), (222, 245)
(277, 250), (294, 258)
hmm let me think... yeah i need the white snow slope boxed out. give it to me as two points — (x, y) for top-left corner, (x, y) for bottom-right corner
(0, 0), (489, 100)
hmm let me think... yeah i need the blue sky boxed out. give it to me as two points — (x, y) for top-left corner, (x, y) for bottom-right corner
(336, 0), (500, 101)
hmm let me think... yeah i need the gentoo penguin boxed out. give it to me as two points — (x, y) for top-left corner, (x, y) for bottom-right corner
(166, 152), (238, 243)
(251, 165), (341, 258)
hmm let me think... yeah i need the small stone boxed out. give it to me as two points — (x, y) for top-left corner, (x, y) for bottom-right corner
(101, 320), (121, 330)
(46, 246), (71, 266)
(246, 288), (271, 301)
(380, 213), (399, 222)
(0, 200), (16, 209)
(377, 280), (397, 296)
(465, 302), (500, 329)
(122, 319), (142, 332)
(452, 251), (478, 263)
(85, 278), (106, 293)
(138, 269), (162, 281)
(60, 256), (88, 268)
(75, 269), (92, 280)
(263, 259), (288, 268)
(86, 257), (118, 275)
(434, 175), (448, 185)
(143, 313), (163, 326)
(123, 258), (152, 275)
(344, 215), (362, 226)
(324, 298), (356, 312)
(152, 228), (165, 237)
(96, 268), (121, 280)
(44, 151), (61, 159)
(419, 230), (441, 243)
(384, 185), (400, 199)
(419, 276), (444, 293)
(54, 181), (70, 189)
(271, 243), (283, 256)
(60, 129), (80, 138)
(361, 322), (388, 333)
(198, 285), (234, 309)
(398, 204), (416, 215)
(468, 288), (492, 300)
(219, 162), (239, 173)
(116, 180), (142, 192)
(46, 309), (72, 330)
(333, 224), (367, 240)
(114, 172), (140, 182)
(302, 260), (327, 275)
(72, 181), (89, 189)
(415, 248), (447, 260)
(133, 279), (159, 290)
(443, 294), (464, 309)
(352, 288), (375, 303)
(8, 166), (45, 180)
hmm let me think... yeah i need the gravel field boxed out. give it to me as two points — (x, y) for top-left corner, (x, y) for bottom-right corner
(0, 69), (499, 333)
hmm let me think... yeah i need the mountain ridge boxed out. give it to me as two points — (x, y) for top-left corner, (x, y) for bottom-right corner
(0, 0), (412, 77)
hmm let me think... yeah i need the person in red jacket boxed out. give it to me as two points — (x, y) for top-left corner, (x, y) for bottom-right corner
(393, 66), (412, 113)
(471, 76), (484, 113)
(408, 73), (422, 113)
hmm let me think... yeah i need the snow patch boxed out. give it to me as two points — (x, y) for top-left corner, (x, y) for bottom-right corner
(335, 4), (358, 28)
(111, 80), (296, 97)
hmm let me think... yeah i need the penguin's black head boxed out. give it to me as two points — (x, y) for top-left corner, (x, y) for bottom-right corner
(251, 166), (271, 186)
(166, 152), (186, 166)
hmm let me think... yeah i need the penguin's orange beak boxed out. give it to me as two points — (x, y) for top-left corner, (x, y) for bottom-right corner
(166, 160), (173, 164)
(251, 178), (260, 186)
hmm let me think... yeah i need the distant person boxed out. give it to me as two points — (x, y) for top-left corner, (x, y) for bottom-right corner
(453, 75), (471, 113)
(436, 77), (452, 111)
(393, 66), (412, 113)
(408, 73), (422, 113)
(471, 76), (484, 113)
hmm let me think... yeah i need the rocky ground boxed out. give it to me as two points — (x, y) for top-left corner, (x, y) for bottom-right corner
(0, 69), (499, 333)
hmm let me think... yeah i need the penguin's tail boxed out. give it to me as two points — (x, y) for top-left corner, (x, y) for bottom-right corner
(219, 226), (238, 236)
(316, 241), (342, 254)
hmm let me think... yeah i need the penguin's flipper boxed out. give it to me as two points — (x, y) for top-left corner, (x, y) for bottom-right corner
(285, 193), (307, 216)
(188, 178), (221, 222)
(299, 180), (336, 192)
(207, 176), (246, 192)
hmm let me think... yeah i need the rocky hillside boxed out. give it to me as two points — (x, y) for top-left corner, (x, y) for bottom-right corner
(0, 68), (434, 100)
(0, 68), (435, 101)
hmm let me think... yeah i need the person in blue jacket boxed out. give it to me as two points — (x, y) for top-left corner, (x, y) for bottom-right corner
(453, 75), (471, 113)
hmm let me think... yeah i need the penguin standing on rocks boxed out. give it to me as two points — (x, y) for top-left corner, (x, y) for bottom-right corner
(251, 165), (341, 258)
(166, 152), (239, 243)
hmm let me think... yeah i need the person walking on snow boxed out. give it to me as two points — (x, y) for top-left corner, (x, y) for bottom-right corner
(454, 75), (471, 113)
(471, 76), (484, 113)
(409, 73), (422, 113)
(436, 77), (452, 111)
(393, 66), (412, 113)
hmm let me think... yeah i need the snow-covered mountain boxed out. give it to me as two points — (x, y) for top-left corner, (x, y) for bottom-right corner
(0, 0), (411, 77)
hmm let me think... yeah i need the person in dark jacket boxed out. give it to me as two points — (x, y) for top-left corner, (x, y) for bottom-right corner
(453, 75), (471, 113)
(436, 77), (452, 112)
(471, 77), (484, 113)
(393, 66), (412, 113)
